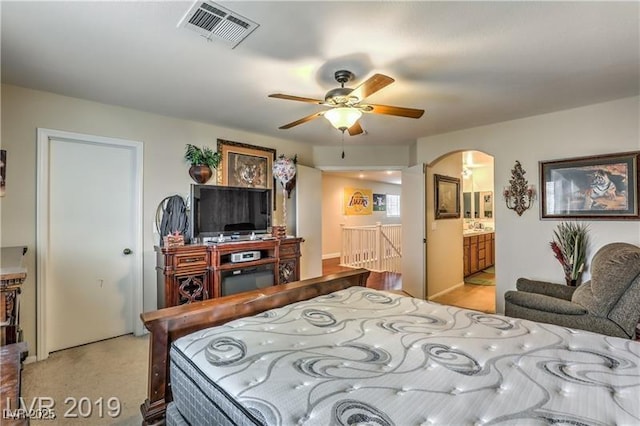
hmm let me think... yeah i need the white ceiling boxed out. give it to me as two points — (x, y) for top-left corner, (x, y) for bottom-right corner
(463, 151), (493, 169)
(2, 1), (638, 148)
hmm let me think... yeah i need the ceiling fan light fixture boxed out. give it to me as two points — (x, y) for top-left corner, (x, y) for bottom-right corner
(269, 70), (424, 134)
(324, 107), (362, 131)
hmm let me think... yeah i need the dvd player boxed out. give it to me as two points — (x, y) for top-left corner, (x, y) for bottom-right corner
(230, 251), (261, 263)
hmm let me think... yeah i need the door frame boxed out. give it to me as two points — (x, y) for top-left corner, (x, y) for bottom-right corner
(36, 128), (144, 361)
(401, 163), (427, 299)
(294, 165), (323, 280)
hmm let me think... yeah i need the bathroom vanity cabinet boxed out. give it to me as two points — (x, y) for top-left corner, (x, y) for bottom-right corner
(463, 232), (494, 277)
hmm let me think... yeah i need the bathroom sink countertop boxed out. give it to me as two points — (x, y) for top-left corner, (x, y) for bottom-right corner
(463, 229), (495, 236)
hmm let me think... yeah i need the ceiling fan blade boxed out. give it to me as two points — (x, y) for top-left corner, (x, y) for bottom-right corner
(269, 94), (324, 104)
(278, 111), (325, 129)
(350, 74), (395, 102)
(347, 121), (364, 136)
(367, 104), (425, 119)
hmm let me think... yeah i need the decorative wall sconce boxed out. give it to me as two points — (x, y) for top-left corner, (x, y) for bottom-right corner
(503, 160), (535, 216)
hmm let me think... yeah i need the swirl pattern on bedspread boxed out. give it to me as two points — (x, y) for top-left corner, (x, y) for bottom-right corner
(174, 287), (640, 425)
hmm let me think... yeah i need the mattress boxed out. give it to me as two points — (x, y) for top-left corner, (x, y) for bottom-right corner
(170, 286), (640, 425)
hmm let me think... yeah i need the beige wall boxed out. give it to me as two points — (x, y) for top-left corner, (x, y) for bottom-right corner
(2, 82), (638, 351)
(0, 84), (314, 352)
(470, 164), (494, 193)
(322, 174), (401, 257)
(426, 152), (464, 297)
(415, 96), (640, 313)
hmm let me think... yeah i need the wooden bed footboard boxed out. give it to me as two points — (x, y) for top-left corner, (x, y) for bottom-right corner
(140, 269), (370, 425)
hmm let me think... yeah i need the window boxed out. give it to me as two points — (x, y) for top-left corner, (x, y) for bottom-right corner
(386, 194), (400, 217)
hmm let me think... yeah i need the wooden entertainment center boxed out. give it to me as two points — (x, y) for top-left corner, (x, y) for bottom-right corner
(155, 237), (303, 308)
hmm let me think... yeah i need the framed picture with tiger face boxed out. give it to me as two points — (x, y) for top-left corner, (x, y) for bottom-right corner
(539, 151), (640, 220)
(217, 139), (277, 209)
(217, 139), (275, 189)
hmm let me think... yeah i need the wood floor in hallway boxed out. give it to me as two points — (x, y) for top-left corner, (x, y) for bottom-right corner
(322, 258), (402, 292)
(430, 284), (496, 313)
(321, 258), (495, 313)
(431, 270), (496, 313)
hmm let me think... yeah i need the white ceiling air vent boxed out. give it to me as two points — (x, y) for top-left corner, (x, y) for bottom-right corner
(178, 1), (259, 48)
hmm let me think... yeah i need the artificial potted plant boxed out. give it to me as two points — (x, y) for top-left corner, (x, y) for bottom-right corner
(549, 221), (589, 286)
(184, 144), (221, 184)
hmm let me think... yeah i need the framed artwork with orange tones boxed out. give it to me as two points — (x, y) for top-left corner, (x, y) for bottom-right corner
(540, 151), (639, 220)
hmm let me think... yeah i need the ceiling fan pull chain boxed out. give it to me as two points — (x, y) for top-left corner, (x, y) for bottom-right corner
(341, 130), (345, 159)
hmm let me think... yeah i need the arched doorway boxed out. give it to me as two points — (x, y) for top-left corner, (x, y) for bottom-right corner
(428, 150), (496, 313)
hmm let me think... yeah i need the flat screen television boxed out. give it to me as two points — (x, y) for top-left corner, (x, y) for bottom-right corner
(190, 184), (272, 239)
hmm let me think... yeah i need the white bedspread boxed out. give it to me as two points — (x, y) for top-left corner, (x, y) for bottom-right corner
(174, 287), (640, 425)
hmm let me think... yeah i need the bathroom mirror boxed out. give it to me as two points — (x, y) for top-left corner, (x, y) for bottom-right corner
(463, 191), (493, 219)
(463, 192), (472, 218)
(480, 191), (493, 218)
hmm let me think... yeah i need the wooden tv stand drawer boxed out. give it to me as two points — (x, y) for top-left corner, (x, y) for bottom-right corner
(279, 240), (300, 257)
(173, 250), (209, 271)
(155, 238), (303, 308)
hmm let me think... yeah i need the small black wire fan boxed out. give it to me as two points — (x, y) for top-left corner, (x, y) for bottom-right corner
(155, 195), (190, 246)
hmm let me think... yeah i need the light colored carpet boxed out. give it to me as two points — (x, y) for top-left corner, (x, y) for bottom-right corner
(22, 334), (148, 425)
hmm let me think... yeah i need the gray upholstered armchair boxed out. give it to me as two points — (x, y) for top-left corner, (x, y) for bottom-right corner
(505, 242), (640, 339)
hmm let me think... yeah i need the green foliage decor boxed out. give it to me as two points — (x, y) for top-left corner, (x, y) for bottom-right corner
(549, 221), (589, 283)
(184, 144), (221, 169)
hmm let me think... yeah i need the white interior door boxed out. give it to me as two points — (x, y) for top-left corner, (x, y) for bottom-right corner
(401, 164), (426, 298)
(44, 135), (139, 353)
(295, 165), (323, 279)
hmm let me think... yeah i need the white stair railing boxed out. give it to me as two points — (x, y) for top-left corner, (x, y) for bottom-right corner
(340, 223), (402, 273)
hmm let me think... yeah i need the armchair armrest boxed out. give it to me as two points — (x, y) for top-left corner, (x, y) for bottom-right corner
(505, 291), (587, 315)
(516, 278), (577, 301)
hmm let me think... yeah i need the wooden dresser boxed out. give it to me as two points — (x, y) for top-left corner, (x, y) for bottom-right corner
(1, 247), (27, 345)
(0, 342), (29, 425)
(155, 237), (303, 308)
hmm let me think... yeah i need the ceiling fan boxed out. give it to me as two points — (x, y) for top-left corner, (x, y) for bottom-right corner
(268, 70), (425, 136)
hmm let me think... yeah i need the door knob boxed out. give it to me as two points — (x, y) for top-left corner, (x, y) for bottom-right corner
(123, 248), (133, 255)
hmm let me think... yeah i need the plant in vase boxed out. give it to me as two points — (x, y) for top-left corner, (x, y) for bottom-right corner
(549, 221), (589, 286)
(184, 144), (221, 184)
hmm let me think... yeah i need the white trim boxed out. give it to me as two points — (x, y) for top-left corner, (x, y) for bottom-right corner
(322, 252), (341, 260)
(36, 128), (144, 361)
(36, 130), (49, 361)
(24, 356), (37, 365)
(427, 282), (465, 300)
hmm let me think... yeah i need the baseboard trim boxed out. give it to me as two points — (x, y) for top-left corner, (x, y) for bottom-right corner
(322, 253), (341, 260)
(24, 355), (37, 364)
(428, 282), (465, 300)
